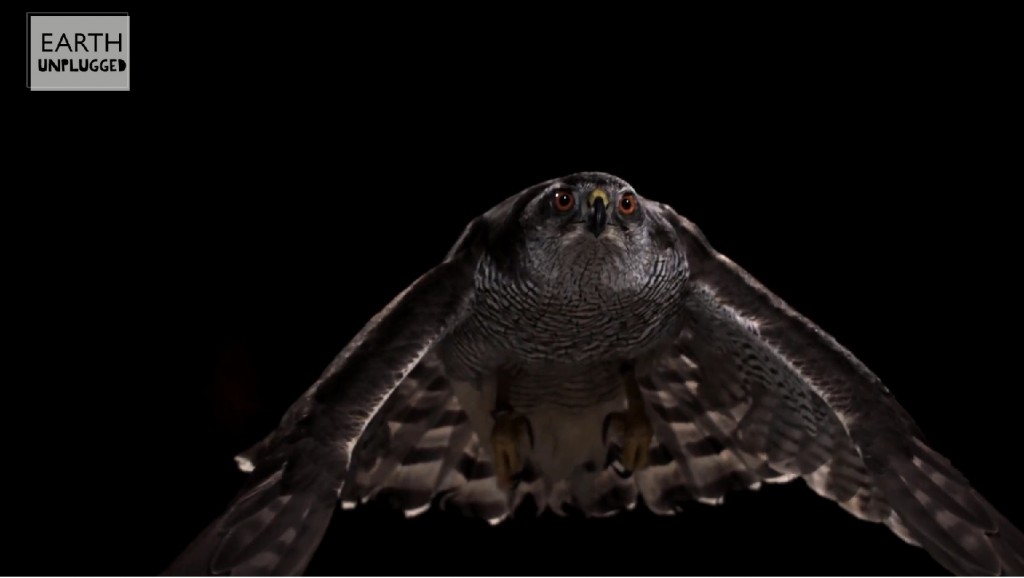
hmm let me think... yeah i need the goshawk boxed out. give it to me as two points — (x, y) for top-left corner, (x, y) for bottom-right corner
(167, 172), (1024, 575)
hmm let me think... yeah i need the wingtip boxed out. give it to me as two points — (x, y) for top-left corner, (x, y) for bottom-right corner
(234, 455), (255, 473)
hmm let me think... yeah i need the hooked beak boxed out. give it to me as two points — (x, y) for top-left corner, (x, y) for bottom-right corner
(588, 189), (609, 237)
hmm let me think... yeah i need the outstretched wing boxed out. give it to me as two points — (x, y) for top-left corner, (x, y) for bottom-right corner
(638, 203), (1024, 576)
(165, 218), (488, 576)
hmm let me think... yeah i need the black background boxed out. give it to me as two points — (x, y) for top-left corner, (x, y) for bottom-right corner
(7, 4), (1022, 576)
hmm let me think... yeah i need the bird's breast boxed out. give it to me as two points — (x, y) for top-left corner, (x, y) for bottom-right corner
(442, 254), (687, 377)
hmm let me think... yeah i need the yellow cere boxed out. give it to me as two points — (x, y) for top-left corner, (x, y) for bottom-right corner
(588, 188), (610, 207)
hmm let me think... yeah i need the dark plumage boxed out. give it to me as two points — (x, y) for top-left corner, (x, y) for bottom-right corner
(166, 172), (1024, 576)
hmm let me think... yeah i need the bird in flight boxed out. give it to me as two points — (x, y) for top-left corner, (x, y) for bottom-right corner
(168, 172), (1023, 575)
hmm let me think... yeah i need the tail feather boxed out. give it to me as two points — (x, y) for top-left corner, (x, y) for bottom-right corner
(436, 436), (509, 522)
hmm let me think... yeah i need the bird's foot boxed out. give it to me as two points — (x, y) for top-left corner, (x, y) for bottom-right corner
(491, 410), (533, 490)
(604, 406), (652, 475)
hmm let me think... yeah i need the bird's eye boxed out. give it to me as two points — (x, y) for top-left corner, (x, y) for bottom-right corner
(552, 190), (575, 212)
(618, 192), (638, 216)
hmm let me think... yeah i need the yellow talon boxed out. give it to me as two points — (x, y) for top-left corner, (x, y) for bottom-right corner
(621, 406), (652, 471)
(612, 364), (653, 473)
(491, 412), (531, 489)
(606, 407), (652, 472)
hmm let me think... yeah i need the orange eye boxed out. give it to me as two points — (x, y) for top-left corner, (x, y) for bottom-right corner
(618, 192), (638, 216)
(552, 190), (575, 212)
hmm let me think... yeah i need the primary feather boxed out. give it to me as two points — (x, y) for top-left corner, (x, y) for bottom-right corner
(167, 173), (1023, 576)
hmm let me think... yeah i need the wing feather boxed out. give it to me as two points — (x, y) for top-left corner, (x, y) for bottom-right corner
(643, 202), (1024, 575)
(165, 218), (487, 575)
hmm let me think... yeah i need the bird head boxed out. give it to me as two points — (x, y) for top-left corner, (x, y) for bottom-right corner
(519, 172), (652, 255)
(507, 172), (679, 293)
